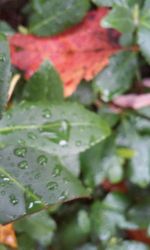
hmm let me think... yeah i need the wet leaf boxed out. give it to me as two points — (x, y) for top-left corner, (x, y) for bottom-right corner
(0, 35), (11, 117)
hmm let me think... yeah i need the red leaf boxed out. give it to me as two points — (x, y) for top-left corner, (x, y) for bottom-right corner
(9, 8), (120, 96)
(0, 223), (17, 249)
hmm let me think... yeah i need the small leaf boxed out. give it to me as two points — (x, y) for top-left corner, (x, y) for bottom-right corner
(93, 51), (137, 101)
(15, 211), (56, 246)
(101, 5), (134, 33)
(23, 61), (64, 103)
(138, 10), (150, 64)
(28, 0), (90, 36)
(81, 136), (124, 187)
(106, 240), (150, 250)
(0, 35), (11, 117)
(0, 22), (14, 35)
(91, 0), (126, 7)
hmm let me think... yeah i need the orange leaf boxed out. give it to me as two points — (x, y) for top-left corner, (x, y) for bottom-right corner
(0, 223), (17, 249)
(9, 8), (120, 96)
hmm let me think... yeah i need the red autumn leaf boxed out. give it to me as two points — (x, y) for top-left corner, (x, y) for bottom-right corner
(0, 223), (17, 249)
(9, 8), (120, 97)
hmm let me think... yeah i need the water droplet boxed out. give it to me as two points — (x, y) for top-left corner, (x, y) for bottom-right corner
(40, 120), (70, 144)
(76, 140), (81, 146)
(1, 190), (6, 196)
(42, 109), (51, 119)
(17, 139), (26, 146)
(37, 155), (48, 166)
(27, 132), (37, 140)
(34, 173), (41, 179)
(0, 54), (6, 62)
(9, 194), (18, 205)
(52, 165), (62, 177)
(46, 181), (58, 190)
(14, 147), (27, 158)
(58, 191), (68, 201)
(24, 191), (44, 213)
(18, 160), (28, 169)
(59, 140), (68, 147)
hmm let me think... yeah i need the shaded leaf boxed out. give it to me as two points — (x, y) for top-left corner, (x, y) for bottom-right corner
(93, 51), (137, 101)
(106, 240), (150, 250)
(28, 0), (90, 36)
(23, 61), (64, 102)
(15, 211), (56, 246)
(0, 35), (11, 117)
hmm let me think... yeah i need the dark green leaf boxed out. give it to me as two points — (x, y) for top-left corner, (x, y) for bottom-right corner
(93, 51), (137, 101)
(138, 10), (150, 64)
(81, 136), (124, 187)
(28, 0), (90, 36)
(0, 102), (110, 156)
(0, 145), (88, 224)
(15, 211), (56, 246)
(106, 240), (150, 250)
(17, 235), (35, 250)
(90, 192), (134, 242)
(23, 61), (64, 103)
(0, 35), (11, 117)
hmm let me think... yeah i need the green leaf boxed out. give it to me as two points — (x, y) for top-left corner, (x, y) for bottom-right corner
(23, 61), (64, 103)
(81, 136), (124, 187)
(0, 21), (14, 35)
(93, 51), (137, 101)
(17, 235), (35, 250)
(106, 241), (150, 250)
(91, 0), (126, 7)
(0, 145), (88, 224)
(138, 10), (150, 64)
(0, 102), (110, 156)
(101, 5), (134, 33)
(0, 35), (11, 117)
(127, 200), (150, 228)
(28, 0), (90, 36)
(15, 211), (56, 246)
(90, 192), (134, 242)
(117, 119), (150, 187)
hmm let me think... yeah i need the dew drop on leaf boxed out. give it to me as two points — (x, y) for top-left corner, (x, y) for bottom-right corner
(37, 155), (48, 166)
(58, 191), (68, 201)
(59, 140), (68, 147)
(9, 194), (18, 205)
(76, 140), (81, 146)
(14, 147), (27, 158)
(46, 181), (58, 191)
(42, 108), (51, 118)
(27, 132), (37, 140)
(18, 160), (28, 169)
(52, 165), (62, 177)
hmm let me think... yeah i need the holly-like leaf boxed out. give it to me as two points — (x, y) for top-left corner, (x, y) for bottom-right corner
(23, 61), (64, 102)
(0, 35), (11, 117)
(27, 0), (90, 36)
(9, 8), (120, 96)
(93, 51), (137, 101)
